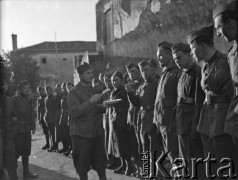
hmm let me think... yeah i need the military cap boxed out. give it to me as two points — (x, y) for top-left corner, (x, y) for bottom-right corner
(186, 25), (214, 44)
(213, 1), (236, 19)
(172, 43), (191, 54)
(18, 80), (29, 89)
(55, 83), (61, 89)
(77, 62), (92, 75)
(157, 41), (173, 50)
(126, 63), (139, 71)
(104, 73), (112, 79)
(112, 70), (123, 80)
(138, 60), (152, 69)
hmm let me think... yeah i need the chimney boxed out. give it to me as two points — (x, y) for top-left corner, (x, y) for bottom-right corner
(11, 34), (18, 50)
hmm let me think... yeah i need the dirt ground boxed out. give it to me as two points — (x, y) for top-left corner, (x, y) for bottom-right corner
(16, 125), (140, 180)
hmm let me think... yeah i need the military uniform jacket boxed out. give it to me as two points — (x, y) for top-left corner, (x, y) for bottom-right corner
(60, 95), (69, 126)
(225, 41), (238, 138)
(44, 95), (57, 125)
(127, 77), (144, 126)
(67, 82), (104, 138)
(198, 50), (233, 138)
(37, 95), (46, 122)
(154, 63), (181, 127)
(13, 94), (35, 133)
(175, 63), (205, 138)
(128, 76), (158, 133)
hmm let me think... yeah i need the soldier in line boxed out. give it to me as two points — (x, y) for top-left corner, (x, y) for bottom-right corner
(187, 25), (237, 176)
(154, 41), (181, 175)
(126, 60), (164, 179)
(0, 79), (19, 180)
(101, 74), (119, 170)
(58, 83), (71, 154)
(13, 80), (38, 179)
(36, 86), (49, 150)
(54, 84), (63, 153)
(67, 63), (107, 180)
(44, 86), (57, 152)
(62, 82), (74, 157)
(213, 0), (238, 154)
(107, 71), (133, 175)
(171, 43), (205, 177)
(125, 63), (144, 177)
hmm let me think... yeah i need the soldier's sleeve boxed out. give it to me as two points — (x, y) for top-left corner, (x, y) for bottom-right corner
(36, 98), (40, 121)
(67, 89), (94, 118)
(127, 87), (140, 108)
(30, 98), (36, 130)
(191, 71), (205, 138)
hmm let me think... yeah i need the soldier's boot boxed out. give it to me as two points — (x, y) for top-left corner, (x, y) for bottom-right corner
(78, 174), (88, 180)
(97, 170), (107, 180)
(113, 158), (126, 174)
(41, 134), (50, 150)
(22, 156), (38, 179)
(125, 158), (133, 176)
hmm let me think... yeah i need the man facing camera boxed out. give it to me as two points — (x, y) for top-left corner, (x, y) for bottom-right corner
(67, 63), (107, 180)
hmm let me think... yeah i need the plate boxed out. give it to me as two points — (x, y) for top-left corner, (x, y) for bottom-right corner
(104, 99), (122, 105)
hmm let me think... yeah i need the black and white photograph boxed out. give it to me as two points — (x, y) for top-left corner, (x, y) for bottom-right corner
(0, 0), (237, 179)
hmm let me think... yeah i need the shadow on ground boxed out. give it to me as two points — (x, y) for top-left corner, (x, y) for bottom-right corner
(17, 162), (78, 180)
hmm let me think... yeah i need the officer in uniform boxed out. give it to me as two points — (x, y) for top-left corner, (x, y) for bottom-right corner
(67, 63), (107, 180)
(125, 62), (144, 176)
(213, 0), (238, 152)
(187, 25), (237, 176)
(36, 86), (49, 150)
(154, 41), (181, 172)
(172, 43), (205, 178)
(13, 80), (38, 179)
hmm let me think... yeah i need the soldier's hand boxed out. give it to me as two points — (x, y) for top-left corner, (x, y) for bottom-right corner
(102, 101), (109, 108)
(89, 94), (102, 103)
(32, 129), (36, 135)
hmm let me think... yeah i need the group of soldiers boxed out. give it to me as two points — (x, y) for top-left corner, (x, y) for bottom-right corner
(66, 1), (237, 180)
(0, 1), (237, 180)
(37, 82), (74, 157)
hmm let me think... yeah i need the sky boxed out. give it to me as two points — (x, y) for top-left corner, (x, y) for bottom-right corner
(0, 0), (99, 51)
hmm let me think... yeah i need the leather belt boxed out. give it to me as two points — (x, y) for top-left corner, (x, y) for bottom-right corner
(177, 97), (195, 104)
(204, 95), (231, 104)
(140, 105), (154, 111)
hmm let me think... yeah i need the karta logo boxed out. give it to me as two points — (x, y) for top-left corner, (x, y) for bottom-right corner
(141, 151), (237, 179)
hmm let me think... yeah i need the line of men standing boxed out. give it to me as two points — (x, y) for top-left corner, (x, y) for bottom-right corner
(66, 1), (237, 180)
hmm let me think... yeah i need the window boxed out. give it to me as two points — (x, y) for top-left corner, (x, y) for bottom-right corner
(41, 57), (47, 64)
(63, 58), (67, 61)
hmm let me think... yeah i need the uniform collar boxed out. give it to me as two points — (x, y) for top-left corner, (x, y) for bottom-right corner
(162, 61), (177, 73)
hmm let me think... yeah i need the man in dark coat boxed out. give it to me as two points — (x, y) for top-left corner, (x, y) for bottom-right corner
(0, 79), (19, 180)
(187, 25), (237, 176)
(67, 63), (107, 180)
(125, 62), (144, 176)
(58, 83), (70, 154)
(126, 60), (164, 179)
(172, 43), (205, 178)
(44, 86), (57, 152)
(36, 86), (49, 150)
(13, 80), (38, 179)
(154, 41), (181, 173)
(213, 0), (238, 153)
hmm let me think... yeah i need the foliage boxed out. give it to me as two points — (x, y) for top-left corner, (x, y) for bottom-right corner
(0, 50), (40, 95)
